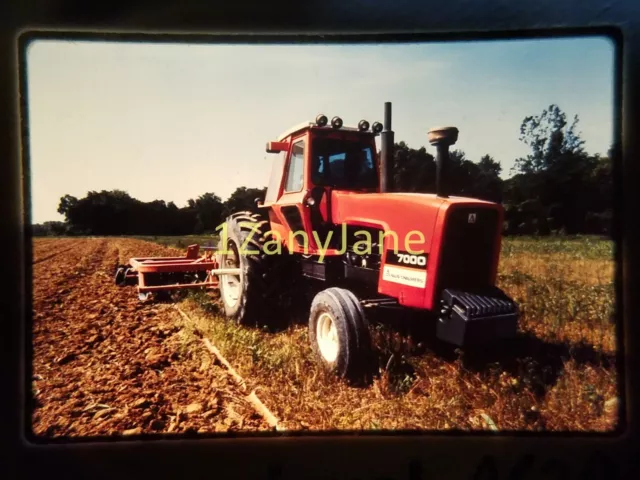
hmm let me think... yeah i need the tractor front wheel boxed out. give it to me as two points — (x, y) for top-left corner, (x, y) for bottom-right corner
(308, 287), (372, 382)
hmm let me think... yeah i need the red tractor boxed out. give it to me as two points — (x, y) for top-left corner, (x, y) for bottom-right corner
(215, 102), (519, 380)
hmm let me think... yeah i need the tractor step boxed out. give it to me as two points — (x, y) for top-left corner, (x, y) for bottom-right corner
(360, 298), (399, 308)
(435, 288), (519, 346)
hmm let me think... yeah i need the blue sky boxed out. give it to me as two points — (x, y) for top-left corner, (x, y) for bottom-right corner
(25, 36), (614, 223)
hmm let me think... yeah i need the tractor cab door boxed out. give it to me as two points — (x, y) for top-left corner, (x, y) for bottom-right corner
(307, 152), (335, 244)
(270, 135), (318, 253)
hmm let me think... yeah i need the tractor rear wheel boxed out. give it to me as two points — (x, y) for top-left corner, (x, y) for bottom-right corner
(308, 287), (372, 382)
(217, 210), (293, 328)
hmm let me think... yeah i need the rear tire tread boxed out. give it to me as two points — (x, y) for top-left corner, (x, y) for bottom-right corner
(218, 210), (294, 328)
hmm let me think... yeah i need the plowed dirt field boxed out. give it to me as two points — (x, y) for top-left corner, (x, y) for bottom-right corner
(31, 238), (270, 438)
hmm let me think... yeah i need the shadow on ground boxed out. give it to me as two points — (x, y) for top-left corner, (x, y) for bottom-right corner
(369, 309), (616, 398)
(458, 333), (616, 398)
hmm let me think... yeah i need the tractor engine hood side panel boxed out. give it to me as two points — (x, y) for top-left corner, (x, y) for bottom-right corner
(329, 191), (445, 309)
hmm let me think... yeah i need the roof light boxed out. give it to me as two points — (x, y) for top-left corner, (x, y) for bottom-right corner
(372, 121), (383, 134)
(331, 116), (343, 129)
(358, 120), (370, 132)
(316, 114), (328, 127)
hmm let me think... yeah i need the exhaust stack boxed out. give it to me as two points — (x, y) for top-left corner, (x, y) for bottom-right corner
(428, 126), (459, 198)
(379, 102), (394, 193)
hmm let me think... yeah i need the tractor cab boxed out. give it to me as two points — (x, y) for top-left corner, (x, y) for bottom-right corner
(261, 115), (384, 254)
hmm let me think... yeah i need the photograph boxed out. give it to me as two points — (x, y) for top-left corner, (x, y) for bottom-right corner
(24, 35), (618, 438)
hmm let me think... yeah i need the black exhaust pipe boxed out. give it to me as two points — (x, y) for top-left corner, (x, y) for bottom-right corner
(380, 102), (394, 193)
(428, 126), (459, 198)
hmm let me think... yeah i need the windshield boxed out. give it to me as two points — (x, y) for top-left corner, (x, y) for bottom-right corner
(311, 137), (378, 190)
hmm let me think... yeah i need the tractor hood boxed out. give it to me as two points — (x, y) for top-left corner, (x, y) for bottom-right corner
(328, 190), (500, 255)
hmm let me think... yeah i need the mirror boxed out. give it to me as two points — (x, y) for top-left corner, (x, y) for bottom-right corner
(266, 141), (289, 154)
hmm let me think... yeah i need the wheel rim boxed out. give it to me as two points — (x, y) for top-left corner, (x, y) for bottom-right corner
(316, 312), (339, 363)
(220, 239), (242, 309)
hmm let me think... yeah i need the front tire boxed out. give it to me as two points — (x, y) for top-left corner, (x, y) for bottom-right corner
(308, 287), (372, 382)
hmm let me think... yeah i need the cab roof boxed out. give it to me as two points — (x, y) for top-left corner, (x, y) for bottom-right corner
(276, 122), (376, 142)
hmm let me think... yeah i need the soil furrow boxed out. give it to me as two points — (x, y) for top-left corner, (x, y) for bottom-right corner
(33, 246), (77, 265)
(31, 238), (270, 438)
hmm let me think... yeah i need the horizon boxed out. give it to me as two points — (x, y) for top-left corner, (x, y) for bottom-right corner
(25, 36), (615, 223)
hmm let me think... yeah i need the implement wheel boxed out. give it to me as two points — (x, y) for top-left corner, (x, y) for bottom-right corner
(217, 210), (294, 328)
(114, 265), (126, 286)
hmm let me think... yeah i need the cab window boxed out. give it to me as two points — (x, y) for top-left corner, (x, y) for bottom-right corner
(284, 140), (305, 192)
(264, 151), (287, 203)
(311, 137), (377, 190)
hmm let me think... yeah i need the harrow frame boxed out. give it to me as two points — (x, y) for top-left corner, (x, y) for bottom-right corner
(115, 244), (240, 300)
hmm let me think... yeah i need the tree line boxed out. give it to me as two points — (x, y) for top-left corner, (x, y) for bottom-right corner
(392, 104), (612, 235)
(33, 187), (267, 237)
(33, 104), (613, 237)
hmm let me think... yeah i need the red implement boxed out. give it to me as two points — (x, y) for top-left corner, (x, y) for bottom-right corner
(115, 244), (241, 301)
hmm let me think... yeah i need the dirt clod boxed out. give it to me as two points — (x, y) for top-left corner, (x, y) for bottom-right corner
(56, 353), (76, 365)
(150, 419), (166, 430)
(185, 403), (203, 414)
(132, 399), (151, 409)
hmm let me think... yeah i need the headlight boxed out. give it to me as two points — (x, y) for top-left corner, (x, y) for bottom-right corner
(358, 120), (370, 132)
(316, 114), (328, 127)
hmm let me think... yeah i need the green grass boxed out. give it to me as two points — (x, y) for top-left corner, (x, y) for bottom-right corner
(185, 291), (312, 375)
(501, 235), (614, 260)
(497, 236), (615, 350)
(131, 235), (219, 250)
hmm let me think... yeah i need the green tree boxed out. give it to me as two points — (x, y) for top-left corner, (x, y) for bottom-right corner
(57, 195), (78, 220)
(505, 104), (611, 235)
(472, 154), (503, 202)
(392, 141), (435, 192)
(391, 142), (503, 201)
(478, 154), (502, 177)
(187, 192), (224, 232)
(223, 186), (267, 217)
(513, 103), (586, 176)
(31, 221), (68, 236)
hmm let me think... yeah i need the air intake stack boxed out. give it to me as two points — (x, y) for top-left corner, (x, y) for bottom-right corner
(379, 102), (394, 193)
(427, 126), (459, 198)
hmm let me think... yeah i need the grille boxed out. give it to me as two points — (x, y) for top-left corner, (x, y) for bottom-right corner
(435, 207), (499, 293)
